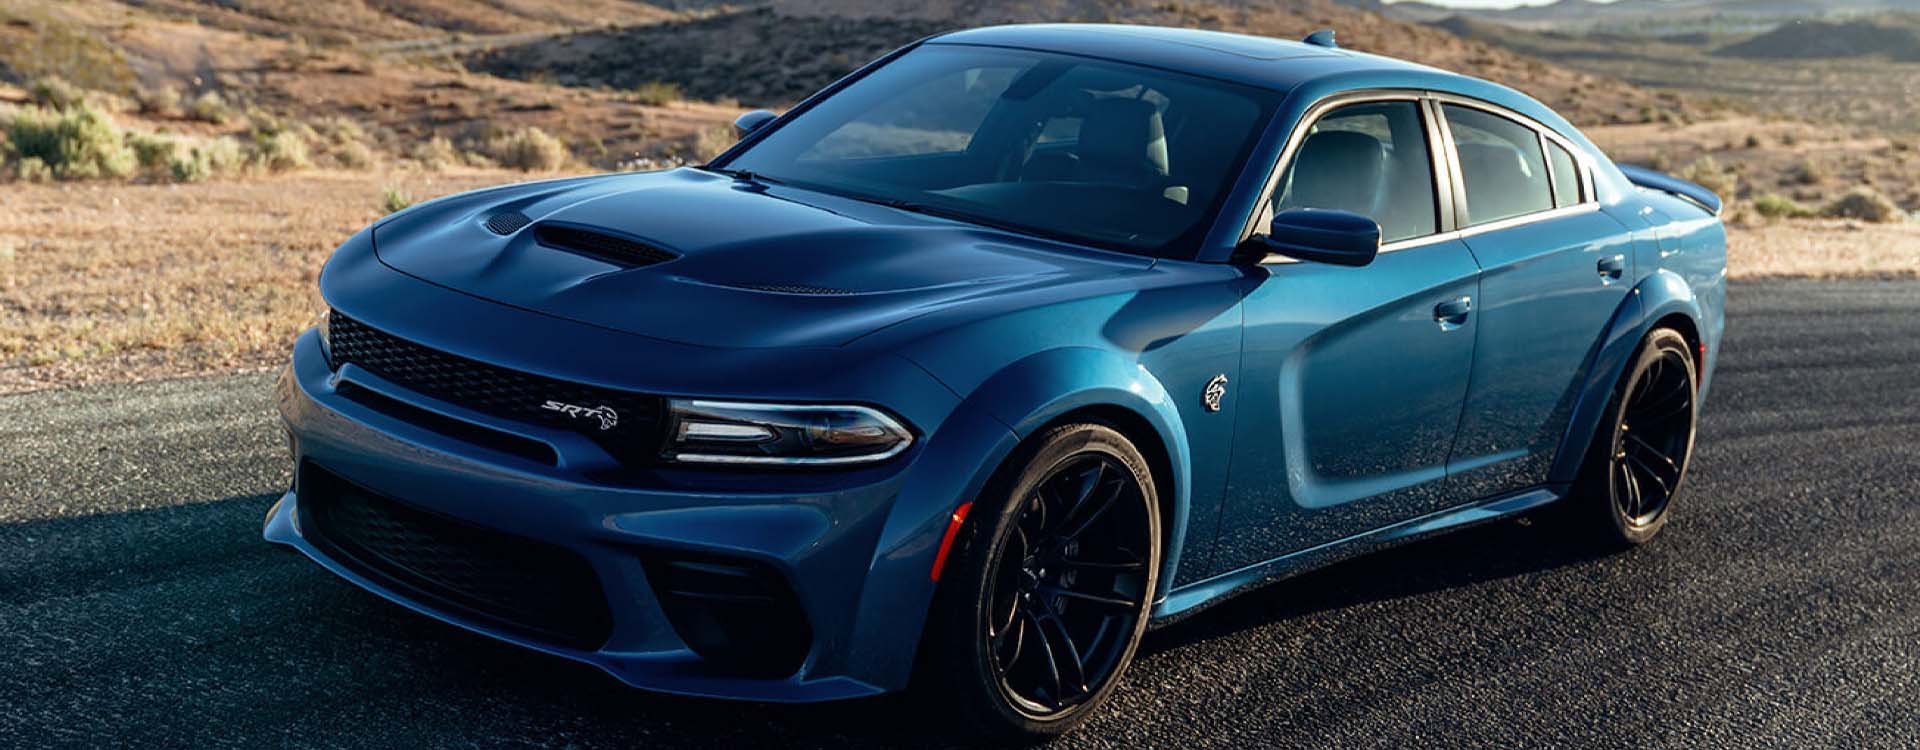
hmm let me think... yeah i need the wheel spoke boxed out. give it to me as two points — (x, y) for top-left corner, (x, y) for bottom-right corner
(992, 610), (1027, 671)
(1023, 606), (1066, 707)
(1625, 434), (1682, 481)
(1624, 453), (1673, 501)
(1059, 477), (1125, 543)
(1060, 555), (1147, 572)
(1616, 459), (1642, 518)
(1042, 586), (1139, 612)
(1036, 607), (1090, 699)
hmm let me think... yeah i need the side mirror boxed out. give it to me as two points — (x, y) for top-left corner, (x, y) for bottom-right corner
(1240, 208), (1381, 267)
(733, 109), (778, 138)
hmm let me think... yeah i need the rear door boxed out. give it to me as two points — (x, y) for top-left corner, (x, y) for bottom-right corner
(1208, 96), (1482, 576)
(1436, 100), (1636, 499)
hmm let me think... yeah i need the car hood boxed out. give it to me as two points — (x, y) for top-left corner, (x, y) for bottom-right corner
(371, 168), (1155, 349)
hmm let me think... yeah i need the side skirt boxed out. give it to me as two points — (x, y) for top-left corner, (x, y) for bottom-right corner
(1150, 485), (1566, 626)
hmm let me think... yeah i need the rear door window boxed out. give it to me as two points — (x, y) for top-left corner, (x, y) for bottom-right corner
(1443, 105), (1554, 226)
(1545, 139), (1584, 208)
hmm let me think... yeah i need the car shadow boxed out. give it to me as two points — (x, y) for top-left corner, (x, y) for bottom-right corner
(0, 490), (1609, 749)
(1140, 513), (1614, 655)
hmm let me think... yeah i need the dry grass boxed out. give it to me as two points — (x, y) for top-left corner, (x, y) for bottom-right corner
(0, 168), (560, 393)
(1726, 220), (1920, 280)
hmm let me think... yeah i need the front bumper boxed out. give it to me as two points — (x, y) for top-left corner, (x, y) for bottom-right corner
(267, 328), (1009, 701)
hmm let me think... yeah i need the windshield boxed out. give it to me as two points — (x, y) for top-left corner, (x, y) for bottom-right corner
(716, 44), (1279, 258)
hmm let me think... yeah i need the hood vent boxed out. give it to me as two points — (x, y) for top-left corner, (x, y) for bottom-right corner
(733, 283), (856, 296)
(534, 224), (677, 267)
(483, 211), (531, 235)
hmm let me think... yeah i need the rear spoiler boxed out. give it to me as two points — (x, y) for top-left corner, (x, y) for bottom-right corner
(1618, 164), (1723, 216)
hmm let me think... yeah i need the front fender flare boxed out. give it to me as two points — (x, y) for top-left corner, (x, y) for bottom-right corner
(841, 347), (1194, 691)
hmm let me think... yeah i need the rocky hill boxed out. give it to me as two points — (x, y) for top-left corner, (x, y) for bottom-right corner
(467, 0), (1692, 127)
(1715, 14), (1920, 61)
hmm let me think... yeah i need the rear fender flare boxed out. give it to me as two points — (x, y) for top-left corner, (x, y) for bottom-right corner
(1549, 270), (1700, 483)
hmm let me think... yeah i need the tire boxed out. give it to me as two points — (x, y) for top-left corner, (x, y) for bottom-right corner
(1566, 327), (1700, 547)
(914, 422), (1161, 743)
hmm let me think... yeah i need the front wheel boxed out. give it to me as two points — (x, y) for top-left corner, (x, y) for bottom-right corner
(915, 423), (1160, 742)
(1569, 327), (1700, 547)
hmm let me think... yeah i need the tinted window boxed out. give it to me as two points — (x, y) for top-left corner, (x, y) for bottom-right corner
(723, 45), (1279, 257)
(805, 66), (1019, 159)
(1444, 105), (1553, 225)
(1546, 139), (1583, 207)
(1273, 101), (1437, 243)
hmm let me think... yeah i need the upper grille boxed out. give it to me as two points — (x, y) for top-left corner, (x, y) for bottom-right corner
(300, 463), (614, 649)
(327, 311), (665, 465)
(533, 224), (675, 267)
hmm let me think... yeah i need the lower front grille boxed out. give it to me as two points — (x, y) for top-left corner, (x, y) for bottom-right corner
(300, 463), (614, 650)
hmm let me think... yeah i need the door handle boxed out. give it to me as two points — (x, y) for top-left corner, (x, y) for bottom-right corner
(1434, 296), (1472, 331)
(1597, 254), (1626, 281)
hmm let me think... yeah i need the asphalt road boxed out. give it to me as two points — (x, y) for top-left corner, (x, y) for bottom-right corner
(3, 278), (1918, 749)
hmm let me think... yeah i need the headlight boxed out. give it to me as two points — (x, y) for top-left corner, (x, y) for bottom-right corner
(662, 399), (913, 466)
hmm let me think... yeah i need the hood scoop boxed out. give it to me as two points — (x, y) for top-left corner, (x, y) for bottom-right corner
(534, 223), (677, 267)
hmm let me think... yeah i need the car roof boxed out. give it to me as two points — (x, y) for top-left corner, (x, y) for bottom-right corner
(927, 24), (1462, 94)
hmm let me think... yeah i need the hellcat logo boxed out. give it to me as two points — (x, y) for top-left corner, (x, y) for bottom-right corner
(541, 400), (619, 431)
(1203, 374), (1229, 413)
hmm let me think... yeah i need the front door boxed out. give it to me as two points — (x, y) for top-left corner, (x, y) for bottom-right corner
(1208, 98), (1482, 575)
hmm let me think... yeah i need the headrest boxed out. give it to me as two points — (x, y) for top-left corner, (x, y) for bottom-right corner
(1076, 97), (1169, 183)
(1284, 130), (1385, 214)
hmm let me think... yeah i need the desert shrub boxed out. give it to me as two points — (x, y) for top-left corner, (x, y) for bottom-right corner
(1744, 134), (1763, 149)
(167, 137), (243, 183)
(248, 127), (311, 172)
(381, 186), (415, 214)
(186, 91), (235, 125)
(331, 139), (377, 169)
(1787, 159), (1825, 186)
(692, 125), (735, 161)
(14, 156), (52, 182)
(5, 104), (136, 180)
(28, 77), (86, 110)
(1752, 193), (1815, 220)
(1822, 187), (1904, 223)
(630, 81), (683, 106)
(128, 131), (178, 175)
(1677, 156), (1737, 199)
(409, 136), (459, 170)
(462, 150), (496, 169)
(486, 126), (567, 171)
(135, 85), (183, 118)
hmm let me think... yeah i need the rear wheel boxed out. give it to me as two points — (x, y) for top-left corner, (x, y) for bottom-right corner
(915, 423), (1160, 742)
(1570, 327), (1699, 546)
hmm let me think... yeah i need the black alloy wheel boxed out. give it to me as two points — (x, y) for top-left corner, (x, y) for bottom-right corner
(1575, 327), (1700, 546)
(916, 423), (1160, 741)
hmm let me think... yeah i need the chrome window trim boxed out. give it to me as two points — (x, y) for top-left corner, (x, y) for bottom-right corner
(1242, 89), (1607, 266)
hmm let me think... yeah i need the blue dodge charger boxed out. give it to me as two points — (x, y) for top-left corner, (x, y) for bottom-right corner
(269, 24), (1727, 739)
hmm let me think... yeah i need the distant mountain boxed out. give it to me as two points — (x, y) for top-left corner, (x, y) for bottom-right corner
(1350, 0), (1920, 28)
(1714, 14), (1920, 60)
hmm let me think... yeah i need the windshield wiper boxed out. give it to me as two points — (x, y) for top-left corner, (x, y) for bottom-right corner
(698, 165), (781, 185)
